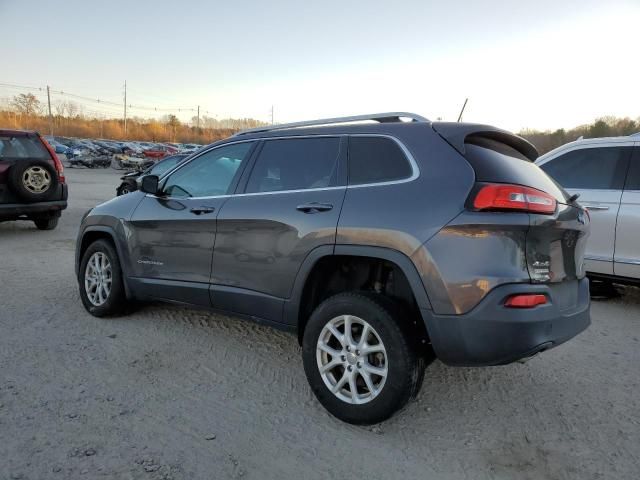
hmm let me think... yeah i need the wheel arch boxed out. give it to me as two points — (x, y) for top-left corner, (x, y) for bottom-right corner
(76, 226), (133, 299)
(287, 245), (433, 344)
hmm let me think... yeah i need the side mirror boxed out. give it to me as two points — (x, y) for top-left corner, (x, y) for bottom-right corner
(140, 175), (160, 195)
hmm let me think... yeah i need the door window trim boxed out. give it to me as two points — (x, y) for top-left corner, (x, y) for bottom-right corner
(147, 133), (420, 200)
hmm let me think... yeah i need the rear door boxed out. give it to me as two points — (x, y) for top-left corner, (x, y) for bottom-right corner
(614, 144), (640, 279)
(539, 144), (632, 275)
(211, 136), (346, 324)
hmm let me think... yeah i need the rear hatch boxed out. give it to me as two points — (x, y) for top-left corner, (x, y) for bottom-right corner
(433, 123), (590, 291)
(0, 130), (64, 204)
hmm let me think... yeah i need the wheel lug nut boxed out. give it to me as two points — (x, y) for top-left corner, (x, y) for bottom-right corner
(357, 362), (362, 368)
(346, 346), (351, 352)
(341, 355), (346, 361)
(355, 350), (360, 355)
(347, 366), (353, 371)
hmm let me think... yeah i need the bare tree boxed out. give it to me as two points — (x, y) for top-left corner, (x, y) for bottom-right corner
(11, 93), (41, 115)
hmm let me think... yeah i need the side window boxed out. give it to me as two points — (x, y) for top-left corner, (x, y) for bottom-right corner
(624, 149), (640, 190)
(540, 147), (631, 190)
(348, 136), (413, 185)
(245, 137), (340, 193)
(163, 143), (253, 198)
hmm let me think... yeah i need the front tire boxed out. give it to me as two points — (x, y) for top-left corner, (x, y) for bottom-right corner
(302, 292), (425, 425)
(79, 239), (128, 317)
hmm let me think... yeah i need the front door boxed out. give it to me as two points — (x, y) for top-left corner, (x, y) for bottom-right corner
(615, 145), (640, 279)
(127, 141), (255, 305)
(211, 136), (347, 324)
(540, 144), (632, 275)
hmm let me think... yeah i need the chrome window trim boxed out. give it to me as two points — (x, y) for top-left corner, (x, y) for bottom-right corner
(614, 257), (640, 266)
(147, 133), (419, 201)
(346, 134), (420, 189)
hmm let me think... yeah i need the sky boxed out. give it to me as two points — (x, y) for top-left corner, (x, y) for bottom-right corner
(1, 0), (639, 131)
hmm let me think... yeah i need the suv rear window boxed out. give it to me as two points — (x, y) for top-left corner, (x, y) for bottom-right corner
(348, 136), (412, 185)
(0, 135), (50, 159)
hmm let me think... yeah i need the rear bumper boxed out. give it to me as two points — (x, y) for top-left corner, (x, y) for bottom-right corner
(422, 278), (590, 366)
(0, 195), (68, 219)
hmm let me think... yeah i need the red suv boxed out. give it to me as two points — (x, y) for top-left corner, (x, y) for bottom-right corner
(0, 129), (68, 230)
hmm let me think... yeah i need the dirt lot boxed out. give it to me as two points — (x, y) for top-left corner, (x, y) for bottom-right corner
(1, 168), (639, 480)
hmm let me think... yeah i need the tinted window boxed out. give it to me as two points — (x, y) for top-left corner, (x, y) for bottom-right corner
(150, 155), (185, 176)
(348, 136), (412, 185)
(541, 147), (631, 190)
(0, 135), (50, 159)
(163, 143), (253, 197)
(625, 150), (640, 190)
(245, 137), (340, 193)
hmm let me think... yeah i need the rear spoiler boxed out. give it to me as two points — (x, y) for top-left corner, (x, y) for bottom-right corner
(432, 122), (539, 162)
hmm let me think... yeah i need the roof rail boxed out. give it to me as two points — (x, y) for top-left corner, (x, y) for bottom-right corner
(234, 112), (430, 136)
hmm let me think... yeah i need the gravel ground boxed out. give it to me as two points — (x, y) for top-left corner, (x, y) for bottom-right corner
(1, 168), (639, 480)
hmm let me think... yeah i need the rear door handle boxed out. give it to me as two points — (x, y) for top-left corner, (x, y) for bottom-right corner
(582, 204), (609, 211)
(296, 202), (333, 213)
(190, 206), (215, 215)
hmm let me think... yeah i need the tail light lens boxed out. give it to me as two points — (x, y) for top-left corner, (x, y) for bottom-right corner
(473, 183), (556, 214)
(504, 294), (547, 308)
(39, 135), (65, 183)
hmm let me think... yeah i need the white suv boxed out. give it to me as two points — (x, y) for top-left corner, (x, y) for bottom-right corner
(536, 134), (640, 283)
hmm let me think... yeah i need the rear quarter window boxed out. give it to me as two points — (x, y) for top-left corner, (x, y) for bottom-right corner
(348, 136), (413, 185)
(0, 135), (50, 159)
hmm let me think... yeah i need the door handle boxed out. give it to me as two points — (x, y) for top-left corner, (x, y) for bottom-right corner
(190, 206), (215, 215)
(296, 202), (333, 213)
(582, 204), (609, 211)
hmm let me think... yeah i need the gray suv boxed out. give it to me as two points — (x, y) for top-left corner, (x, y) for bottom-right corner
(75, 113), (591, 424)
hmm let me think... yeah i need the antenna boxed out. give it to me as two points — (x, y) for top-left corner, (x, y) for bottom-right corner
(457, 98), (468, 122)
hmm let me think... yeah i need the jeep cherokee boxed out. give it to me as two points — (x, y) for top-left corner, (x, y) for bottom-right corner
(75, 113), (591, 424)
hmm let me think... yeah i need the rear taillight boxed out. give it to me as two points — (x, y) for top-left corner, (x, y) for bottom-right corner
(473, 183), (556, 214)
(504, 294), (547, 308)
(40, 135), (65, 183)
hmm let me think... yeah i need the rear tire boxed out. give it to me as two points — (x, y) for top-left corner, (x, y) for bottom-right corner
(78, 239), (128, 317)
(302, 292), (425, 425)
(33, 216), (59, 230)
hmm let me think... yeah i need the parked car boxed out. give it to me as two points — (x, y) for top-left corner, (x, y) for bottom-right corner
(143, 144), (179, 159)
(116, 154), (188, 196)
(75, 113), (590, 424)
(536, 134), (639, 285)
(1, 129), (68, 230)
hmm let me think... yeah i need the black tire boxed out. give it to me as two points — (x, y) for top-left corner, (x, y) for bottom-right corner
(78, 239), (128, 317)
(8, 160), (59, 202)
(33, 215), (59, 230)
(302, 292), (425, 425)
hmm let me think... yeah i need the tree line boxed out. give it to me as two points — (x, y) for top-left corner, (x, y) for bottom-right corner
(1, 93), (267, 143)
(3, 93), (638, 152)
(519, 116), (639, 154)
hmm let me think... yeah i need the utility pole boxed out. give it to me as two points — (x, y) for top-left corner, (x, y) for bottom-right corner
(197, 105), (200, 130)
(46, 85), (53, 136)
(270, 105), (274, 125)
(123, 80), (127, 138)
